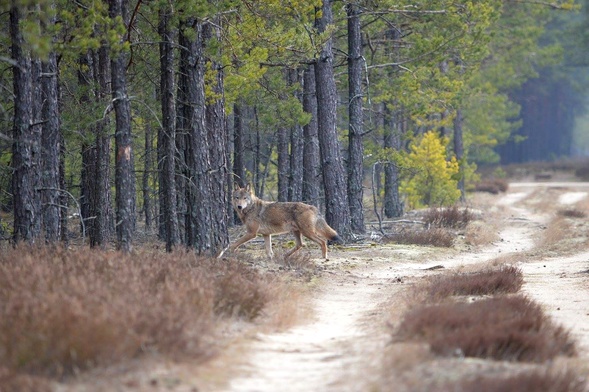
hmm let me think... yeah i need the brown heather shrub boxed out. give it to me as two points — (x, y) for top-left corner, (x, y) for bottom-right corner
(385, 228), (454, 248)
(0, 246), (273, 377)
(213, 259), (271, 319)
(426, 265), (523, 300)
(475, 178), (509, 194)
(457, 369), (586, 392)
(395, 295), (576, 362)
(558, 208), (587, 219)
(574, 166), (589, 181)
(0, 367), (53, 392)
(539, 216), (571, 248)
(423, 207), (474, 229)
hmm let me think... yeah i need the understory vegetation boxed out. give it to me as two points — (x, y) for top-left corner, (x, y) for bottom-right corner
(0, 246), (300, 388)
(385, 248), (585, 391)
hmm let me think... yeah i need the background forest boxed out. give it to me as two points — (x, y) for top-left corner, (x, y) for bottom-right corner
(0, 0), (587, 255)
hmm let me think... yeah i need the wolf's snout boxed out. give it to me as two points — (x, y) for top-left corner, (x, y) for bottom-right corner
(237, 205), (242, 209)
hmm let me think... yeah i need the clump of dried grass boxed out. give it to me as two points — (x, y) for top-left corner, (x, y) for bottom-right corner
(426, 265), (523, 300)
(539, 216), (571, 248)
(274, 249), (315, 271)
(475, 179), (509, 194)
(558, 208), (587, 219)
(457, 369), (586, 392)
(395, 295), (576, 362)
(0, 246), (275, 378)
(423, 207), (474, 229)
(385, 228), (454, 248)
(574, 166), (589, 181)
(464, 221), (500, 246)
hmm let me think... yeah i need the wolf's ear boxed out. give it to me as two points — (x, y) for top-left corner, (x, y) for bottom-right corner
(245, 183), (251, 193)
(233, 182), (241, 191)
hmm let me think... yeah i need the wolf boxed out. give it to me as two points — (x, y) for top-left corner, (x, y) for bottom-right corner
(223, 184), (341, 260)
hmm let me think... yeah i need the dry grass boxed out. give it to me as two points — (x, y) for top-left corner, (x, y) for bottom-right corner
(423, 207), (474, 229)
(425, 265), (523, 300)
(394, 295), (576, 363)
(457, 369), (586, 392)
(0, 246), (279, 379)
(538, 216), (572, 249)
(558, 208), (587, 219)
(464, 221), (500, 246)
(385, 228), (454, 248)
(273, 249), (316, 273)
(474, 178), (509, 194)
(574, 165), (589, 181)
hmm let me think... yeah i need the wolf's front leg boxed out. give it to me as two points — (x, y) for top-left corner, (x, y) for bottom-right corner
(229, 231), (257, 253)
(263, 235), (274, 260)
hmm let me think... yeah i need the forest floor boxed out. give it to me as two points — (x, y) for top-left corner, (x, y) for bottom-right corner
(58, 179), (589, 391)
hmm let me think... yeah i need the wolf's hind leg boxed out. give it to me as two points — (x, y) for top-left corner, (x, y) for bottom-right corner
(305, 233), (328, 259)
(286, 230), (303, 257)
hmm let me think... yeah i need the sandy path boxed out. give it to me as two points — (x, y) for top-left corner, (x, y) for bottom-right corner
(222, 184), (584, 392)
(226, 259), (400, 392)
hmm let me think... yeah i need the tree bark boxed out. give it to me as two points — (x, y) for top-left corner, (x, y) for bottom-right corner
(289, 69), (304, 202)
(384, 104), (404, 218)
(175, 27), (189, 244)
(347, 2), (365, 234)
(277, 125), (290, 201)
(94, 47), (113, 247)
(158, 7), (180, 251)
(182, 19), (213, 254)
(109, 0), (134, 252)
(314, 0), (351, 239)
(204, 21), (230, 254)
(142, 123), (153, 230)
(302, 66), (320, 208)
(40, 2), (61, 243)
(233, 102), (246, 187)
(11, 3), (41, 244)
(454, 108), (466, 202)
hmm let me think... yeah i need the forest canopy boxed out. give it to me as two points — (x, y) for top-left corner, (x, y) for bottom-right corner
(0, 0), (584, 253)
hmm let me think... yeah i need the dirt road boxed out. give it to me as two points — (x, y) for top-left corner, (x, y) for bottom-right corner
(216, 182), (589, 392)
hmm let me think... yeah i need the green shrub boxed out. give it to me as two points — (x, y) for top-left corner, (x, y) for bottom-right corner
(400, 131), (461, 209)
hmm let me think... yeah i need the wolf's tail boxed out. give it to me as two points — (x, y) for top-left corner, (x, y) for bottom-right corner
(317, 217), (344, 244)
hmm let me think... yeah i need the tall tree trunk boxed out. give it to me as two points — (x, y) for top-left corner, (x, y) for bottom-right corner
(109, 0), (134, 252)
(454, 108), (466, 202)
(253, 108), (263, 195)
(302, 66), (320, 207)
(79, 48), (111, 247)
(289, 69), (304, 202)
(384, 104), (404, 218)
(41, 49), (61, 243)
(175, 27), (188, 244)
(40, 3), (61, 243)
(143, 123), (153, 230)
(347, 2), (365, 234)
(204, 21), (230, 254)
(11, 3), (41, 244)
(233, 102), (246, 187)
(277, 125), (290, 201)
(183, 18), (213, 253)
(314, 0), (351, 239)
(94, 46), (113, 247)
(159, 7), (180, 251)
(59, 132), (68, 244)
(78, 51), (95, 243)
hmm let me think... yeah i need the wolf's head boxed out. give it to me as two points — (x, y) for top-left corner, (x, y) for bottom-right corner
(232, 183), (254, 212)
